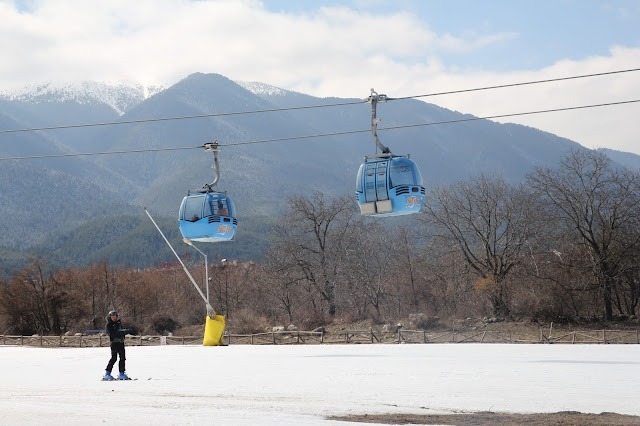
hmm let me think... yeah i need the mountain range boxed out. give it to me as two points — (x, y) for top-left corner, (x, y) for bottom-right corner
(0, 73), (638, 274)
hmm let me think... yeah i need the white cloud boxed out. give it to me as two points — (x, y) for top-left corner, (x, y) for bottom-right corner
(0, 0), (639, 153)
(0, 0), (501, 87)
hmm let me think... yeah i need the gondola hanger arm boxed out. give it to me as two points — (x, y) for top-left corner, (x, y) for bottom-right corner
(366, 89), (392, 156)
(203, 141), (220, 152)
(203, 140), (220, 189)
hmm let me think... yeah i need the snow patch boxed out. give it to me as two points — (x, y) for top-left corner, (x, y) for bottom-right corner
(235, 80), (288, 96)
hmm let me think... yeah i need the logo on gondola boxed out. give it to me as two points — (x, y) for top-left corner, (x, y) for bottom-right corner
(406, 196), (421, 208)
(217, 225), (233, 235)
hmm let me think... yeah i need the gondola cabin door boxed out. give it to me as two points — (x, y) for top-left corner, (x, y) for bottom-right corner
(363, 159), (391, 212)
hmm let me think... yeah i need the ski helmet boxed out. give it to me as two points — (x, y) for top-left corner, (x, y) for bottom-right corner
(108, 310), (118, 317)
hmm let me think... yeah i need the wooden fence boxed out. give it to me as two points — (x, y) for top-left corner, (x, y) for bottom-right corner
(395, 328), (640, 344)
(0, 334), (204, 348)
(227, 330), (324, 345)
(1, 328), (639, 347)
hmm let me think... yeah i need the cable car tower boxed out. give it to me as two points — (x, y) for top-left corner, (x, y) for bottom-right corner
(355, 89), (425, 217)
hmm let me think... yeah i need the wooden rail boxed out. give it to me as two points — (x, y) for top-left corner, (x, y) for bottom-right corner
(226, 330), (324, 345)
(1, 329), (639, 347)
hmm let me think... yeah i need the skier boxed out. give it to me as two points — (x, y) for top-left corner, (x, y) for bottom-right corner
(103, 310), (129, 380)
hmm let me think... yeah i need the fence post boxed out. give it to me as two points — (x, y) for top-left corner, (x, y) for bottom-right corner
(273, 332), (276, 345)
(603, 330), (607, 344)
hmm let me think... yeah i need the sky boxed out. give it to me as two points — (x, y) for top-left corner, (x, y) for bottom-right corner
(1, 0), (639, 153)
(1, 343), (639, 424)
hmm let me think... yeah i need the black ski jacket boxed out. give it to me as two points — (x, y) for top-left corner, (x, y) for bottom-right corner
(106, 317), (125, 344)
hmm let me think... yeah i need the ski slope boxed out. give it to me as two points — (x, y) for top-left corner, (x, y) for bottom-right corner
(1, 343), (638, 424)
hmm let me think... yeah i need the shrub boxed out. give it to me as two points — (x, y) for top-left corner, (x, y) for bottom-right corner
(151, 315), (179, 334)
(227, 309), (269, 334)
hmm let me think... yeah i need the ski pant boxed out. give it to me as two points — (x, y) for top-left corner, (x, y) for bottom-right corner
(106, 342), (126, 373)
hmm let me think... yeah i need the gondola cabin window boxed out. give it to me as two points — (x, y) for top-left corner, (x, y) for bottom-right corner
(389, 157), (423, 188)
(205, 193), (234, 217)
(356, 163), (364, 193)
(183, 196), (204, 222)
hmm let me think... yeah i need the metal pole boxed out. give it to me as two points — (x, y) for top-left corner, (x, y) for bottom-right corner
(205, 254), (209, 307)
(222, 259), (228, 318)
(183, 239), (212, 317)
(144, 208), (214, 315)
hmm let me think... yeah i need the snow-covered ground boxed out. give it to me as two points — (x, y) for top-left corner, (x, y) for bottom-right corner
(1, 343), (638, 425)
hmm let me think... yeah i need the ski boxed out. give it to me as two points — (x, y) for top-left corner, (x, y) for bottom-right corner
(101, 377), (138, 381)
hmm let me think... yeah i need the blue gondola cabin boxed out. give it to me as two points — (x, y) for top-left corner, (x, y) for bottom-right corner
(179, 192), (237, 242)
(356, 155), (425, 217)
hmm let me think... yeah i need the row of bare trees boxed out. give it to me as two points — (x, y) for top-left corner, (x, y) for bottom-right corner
(2, 150), (639, 335)
(265, 150), (640, 323)
(0, 257), (261, 335)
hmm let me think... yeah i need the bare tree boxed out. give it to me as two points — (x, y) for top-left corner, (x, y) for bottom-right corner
(0, 260), (77, 335)
(529, 150), (640, 320)
(267, 192), (361, 317)
(615, 241), (640, 316)
(417, 239), (481, 318)
(390, 226), (424, 314)
(265, 271), (298, 322)
(343, 221), (394, 318)
(422, 175), (544, 317)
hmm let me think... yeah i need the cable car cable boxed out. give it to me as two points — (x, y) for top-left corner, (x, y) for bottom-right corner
(221, 98), (640, 147)
(0, 68), (638, 135)
(375, 98), (640, 133)
(1, 98), (637, 161)
(0, 145), (202, 160)
(0, 100), (364, 135)
(389, 67), (640, 101)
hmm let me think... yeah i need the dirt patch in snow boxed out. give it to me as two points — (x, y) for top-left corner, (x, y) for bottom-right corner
(330, 411), (640, 425)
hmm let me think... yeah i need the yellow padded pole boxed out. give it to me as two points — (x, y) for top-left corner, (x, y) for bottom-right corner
(203, 315), (226, 346)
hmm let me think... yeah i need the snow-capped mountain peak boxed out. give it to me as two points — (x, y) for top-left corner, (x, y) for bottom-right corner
(0, 81), (165, 115)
